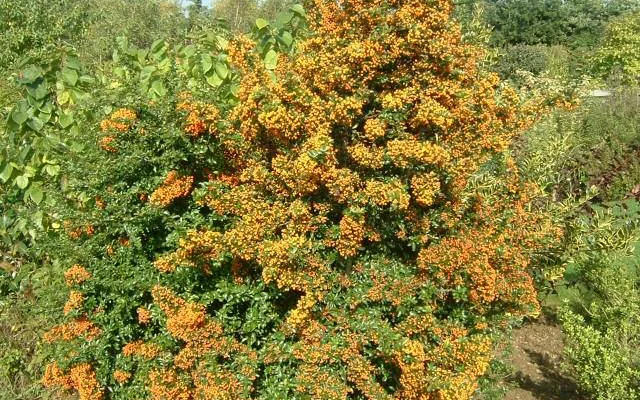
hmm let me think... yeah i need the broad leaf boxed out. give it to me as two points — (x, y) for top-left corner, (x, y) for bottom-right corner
(256, 18), (269, 29)
(264, 50), (278, 70)
(15, 175), (29, 189)
(62, 68), (79, 86)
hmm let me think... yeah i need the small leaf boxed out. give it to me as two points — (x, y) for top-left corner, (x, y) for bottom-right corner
(216, 36), (229, 50)
(66, 56), (82, 70)
(230, 84), (240, 97)
(279, 31), (294, 47)
(58, 111), (74, 128)
(182, 45), (196, 58)
(276, 11), (294, 26)
(151, 39), (165, 54)
(15, 175), (29, 189)
(256, 18), (269, 29)
(137, 49), (149, 63)
(290, 4), (305, 16)
(151, 80), (166, 96)
(264, 49), (278, 70)
(140, 65), (157, 82)
(57, 90), (70, 105)
(27, 118), (44, 132)
(18, 66), (42, 84)
(79, 75), (95, 84)
(70, 141), (84, 153)
(201, 54), (213, 73)
(215, 62), (229, 79)
(39, 102), (54, 114)
(45, 164), (60, 176)
(32, 83), (49, 100)
(11, 110), (28, 125)
(28, 186), (43, 204)
(62, 68), (79, 86)
(206, 73), (223, 87)
(0, 164), (14, 183)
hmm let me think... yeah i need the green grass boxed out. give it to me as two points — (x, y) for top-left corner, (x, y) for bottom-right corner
(0, 260), (67, 399)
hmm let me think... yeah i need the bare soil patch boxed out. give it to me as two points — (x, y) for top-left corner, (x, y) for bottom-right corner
(503, 315), (586, 400)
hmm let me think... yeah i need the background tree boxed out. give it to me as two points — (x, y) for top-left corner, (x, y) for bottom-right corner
(593, 11), (640, 84)
(485, 0), (640, 48)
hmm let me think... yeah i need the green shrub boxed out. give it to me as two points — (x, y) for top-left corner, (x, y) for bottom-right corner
(493, 45), (550, 82)
(516, 88), (640, 202)
(4, 1), (566, 399)
(593, 11), (640, 85)
(492, 44), (577, 84)
(559, 201), (640, 399)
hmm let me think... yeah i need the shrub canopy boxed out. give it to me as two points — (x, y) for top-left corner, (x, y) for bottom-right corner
(35, 0), (561, 399)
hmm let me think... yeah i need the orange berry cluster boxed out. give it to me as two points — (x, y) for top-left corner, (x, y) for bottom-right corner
(42, 362), (104, 400)
(149, 171), (194, 207)
(98, 108), (137, 153)
(43, 317), (101, 343)
(99, 108), (137, 132)
(64, 264), (91, 286)
(176, 92), (220, 137)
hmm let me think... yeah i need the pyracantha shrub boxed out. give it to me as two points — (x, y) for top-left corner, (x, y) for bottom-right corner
(42, 1), (563, 399)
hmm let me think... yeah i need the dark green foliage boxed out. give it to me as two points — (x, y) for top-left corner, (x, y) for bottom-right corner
(493, 45), (552, 82)
(485, 0), (640, 48)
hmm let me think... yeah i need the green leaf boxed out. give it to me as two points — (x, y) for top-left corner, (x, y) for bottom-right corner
(279, 31), (294, 47)
(32, 210), (44, 229)
(23, 166), (36, 178)
(70, 141), (84, 153)
(11, 110), (28, 125)
(215, 62), (229, 79)
(230, 84), (240, 97)
(79, 75), (95, 84)
(18, 66), (42, 84)
(151, 80), (166, 96)
(62, 68), (79, 86)
(137, 49), (149, 64)
(201, 54), (213, 73)
(31, 83), (49, 100)
(140, 65), (157, 82)
(276, 11), (294, 26)
(182, 45), (196, 58)
(26, 118), (44, 132)
(44, 164), (60, 176)
(290, 4), (306, 16)
(27, 95), (43, 111)
(206, 73), (223, 87)
(57, 90), (70, 105)
(39, 102), (54, 114)
(58, 111), (74, 128)
(256, 18), (269, 29)
(28, 186), (43, 204)
(151, 39), (165, 55)
(0, 164), (13, 183)
(66, 56), (82, 71)
(15, 175), (29, 189)
(216, 36), (229, 50)
(264, 49), (278, 70)
(67, 56), (82, 71)
(70, 124), (80, 136)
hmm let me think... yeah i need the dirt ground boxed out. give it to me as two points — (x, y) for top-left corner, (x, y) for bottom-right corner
(503, 315), (587, 400)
